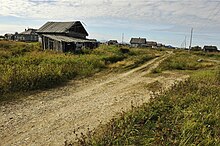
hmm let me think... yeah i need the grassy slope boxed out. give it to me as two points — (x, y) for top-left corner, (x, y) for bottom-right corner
(0, 41), (160, 100)
(75, 51), (220, 146)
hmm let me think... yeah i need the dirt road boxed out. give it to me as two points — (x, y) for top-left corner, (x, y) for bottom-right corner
(0, 54), (188, 146)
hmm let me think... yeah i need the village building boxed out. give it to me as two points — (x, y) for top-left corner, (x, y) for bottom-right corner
(146, 41), (157, 48)
(130, 37), (147, 47)
(4, 33), (15, 40)
(203, 45), (219, 52)
(191, 46), (202, 51)
(36, 21), (99, 52)
(0, 35), (5, 40)
(15, 28), (38, 42)
(157, 43), (165, 48)
(108, 40), (118, 45)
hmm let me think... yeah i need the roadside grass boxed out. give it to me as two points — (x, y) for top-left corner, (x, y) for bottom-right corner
(108, 48), (161, 72)
(192, 51), (220, 60)
(74, 51), (220, 146)
(157, 52), (215, 71)
(0, 41), (160, 101)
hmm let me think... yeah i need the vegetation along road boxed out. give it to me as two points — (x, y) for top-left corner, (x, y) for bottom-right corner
(0, 52), (188, 145)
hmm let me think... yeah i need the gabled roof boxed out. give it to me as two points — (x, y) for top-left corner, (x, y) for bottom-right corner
(146, 41), (157, 45)
(20, 28), (37, 35)
(203, 45), (218, 50)
(130, 38), (146, 44)
(4, 33), (14, 36)
(36, 21), (88, 36)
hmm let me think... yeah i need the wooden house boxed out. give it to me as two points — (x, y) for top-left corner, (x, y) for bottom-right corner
(146, 41), (157, 48)
(0, 35), (5, 40)
(108, 40), (118, 45)
(36, 21), (98, 52)
(130, 38), (146, 47)
(15, 28), (38, 42)
(203, 46), (219, 52)
(191, 46), (202, 51)
(4, 33), (15, 40)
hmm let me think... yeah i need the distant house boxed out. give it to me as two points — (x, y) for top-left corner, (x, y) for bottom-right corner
(191, 46), (202, 51)
(108, 40), (118, 45)
(0, 35), (5, 40)
(130, 38), (146, 47)
(157, 43), (163, 47)
(15, 28), (38, 42)
(36, 21), (98, 52)
(4, 33), (15, 40)
(203, 46), (218, 52)
(146, 41), (157, 48)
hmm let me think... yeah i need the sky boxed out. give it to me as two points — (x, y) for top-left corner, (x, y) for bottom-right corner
(0, 0), (220, 48)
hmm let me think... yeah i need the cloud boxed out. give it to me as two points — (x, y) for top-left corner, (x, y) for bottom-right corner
(1, 0), (220, 29)
(1, 0), (220, 47)
(0, 24), (29, 34)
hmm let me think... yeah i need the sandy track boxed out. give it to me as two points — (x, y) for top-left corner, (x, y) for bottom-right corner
(0, 54), (188, 146)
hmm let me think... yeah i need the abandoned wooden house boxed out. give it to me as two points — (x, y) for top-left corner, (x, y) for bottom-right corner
(36, 21), (98, 52)
(203, 45), (219, 52)
(130, 38), (147, 47)
(15, 28), (38, 42)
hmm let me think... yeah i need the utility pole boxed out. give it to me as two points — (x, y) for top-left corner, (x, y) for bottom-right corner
(189, 28), (193, 50)
(180, 35), (187, 49)
(122, 33), (124, 44)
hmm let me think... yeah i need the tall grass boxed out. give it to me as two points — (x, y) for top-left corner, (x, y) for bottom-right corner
(0, 41), (159, 99)
(157, 52), (214, 71)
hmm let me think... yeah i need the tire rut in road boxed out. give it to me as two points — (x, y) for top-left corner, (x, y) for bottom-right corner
(0, 54), (186, 146)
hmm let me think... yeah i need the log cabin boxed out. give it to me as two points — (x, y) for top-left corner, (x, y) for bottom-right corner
(36, 21), (99, 52)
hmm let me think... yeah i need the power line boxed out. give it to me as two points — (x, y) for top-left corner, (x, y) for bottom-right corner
(122, 33), (124, 44)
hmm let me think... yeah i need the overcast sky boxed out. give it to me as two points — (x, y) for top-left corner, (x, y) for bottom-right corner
(0, 0), (220, 48)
